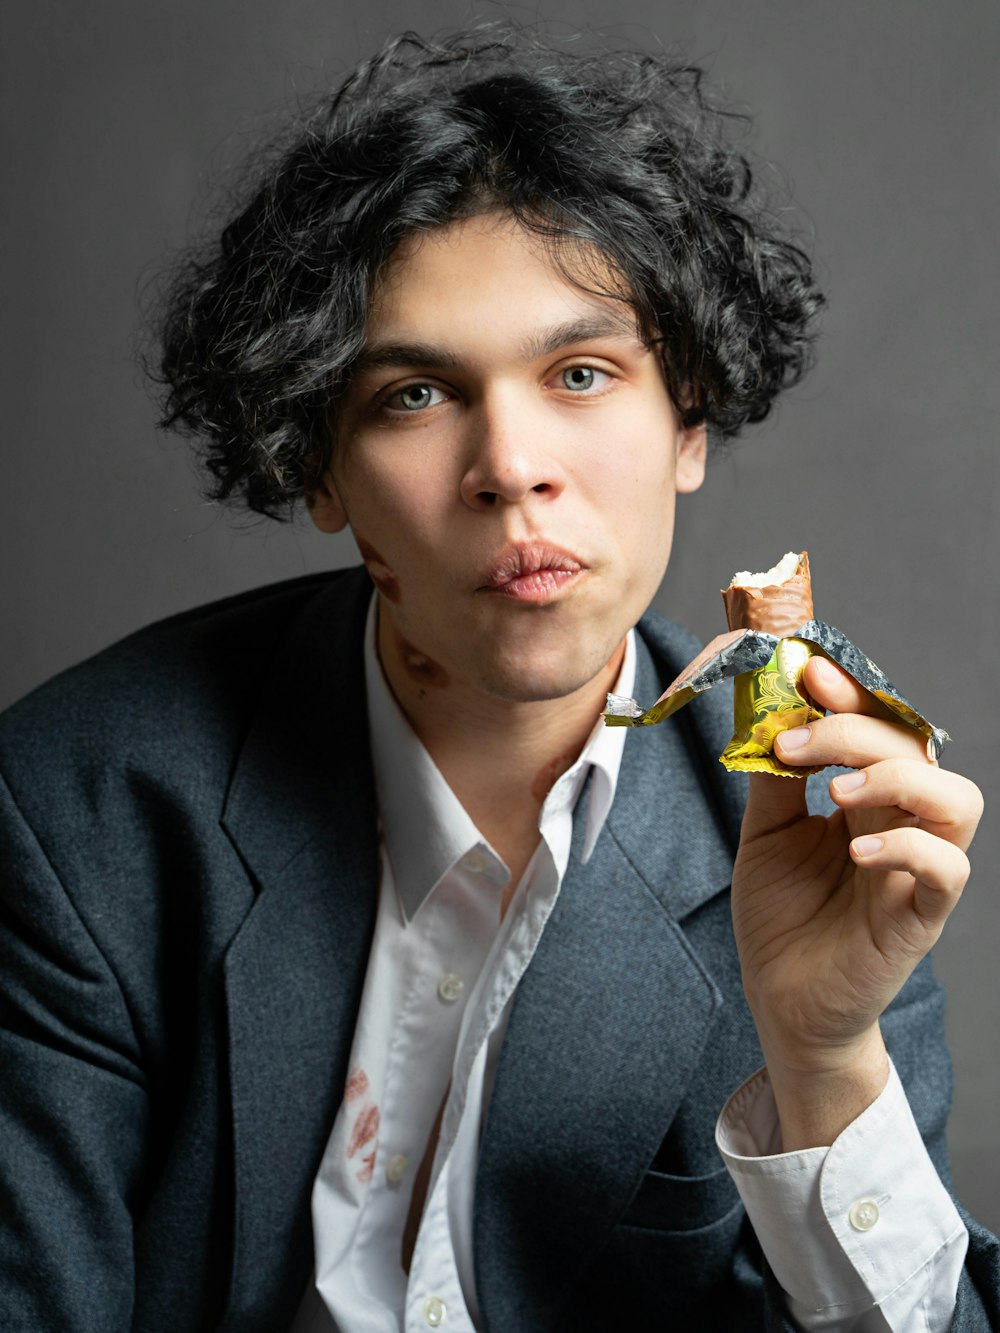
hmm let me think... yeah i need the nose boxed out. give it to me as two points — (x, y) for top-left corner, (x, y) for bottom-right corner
(459, 393), (567, 510)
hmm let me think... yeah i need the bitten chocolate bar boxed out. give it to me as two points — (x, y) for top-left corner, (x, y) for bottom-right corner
(605, 551), (948, 778)
(722, 551), (814, 636)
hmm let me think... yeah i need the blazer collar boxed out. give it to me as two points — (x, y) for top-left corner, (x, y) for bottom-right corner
(219, 567), (382, 1328)
(606, 617), (745, 920)
(220, 567), (378, 890)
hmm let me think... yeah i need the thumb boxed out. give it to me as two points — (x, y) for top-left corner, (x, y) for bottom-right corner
(742, 771), (810, 841)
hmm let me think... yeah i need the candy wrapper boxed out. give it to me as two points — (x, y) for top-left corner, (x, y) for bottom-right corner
(605, 552), (949, 778)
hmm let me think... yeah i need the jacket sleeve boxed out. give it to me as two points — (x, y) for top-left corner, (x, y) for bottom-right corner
(0, 768), (149, 1331)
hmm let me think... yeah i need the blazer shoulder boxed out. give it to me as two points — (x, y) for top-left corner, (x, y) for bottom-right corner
(0, 566), (370, 800)
(633, 607), (751, 848)
(634, 605), (704, 666)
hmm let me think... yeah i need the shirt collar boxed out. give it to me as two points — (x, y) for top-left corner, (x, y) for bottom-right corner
(364, 595), (635, 921)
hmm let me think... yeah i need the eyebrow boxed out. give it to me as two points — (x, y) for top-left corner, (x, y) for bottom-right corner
(353, 312), (642, 375)
(524, 313), (640, 359)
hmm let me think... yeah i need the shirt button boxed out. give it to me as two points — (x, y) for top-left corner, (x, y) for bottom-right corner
(423, 1295), (446, 1326)
(464, 848), (489, 873)
(437, 973), (465, 1003)
(848, 1198), (880, 1231)
(385, 1153), (409, 1184)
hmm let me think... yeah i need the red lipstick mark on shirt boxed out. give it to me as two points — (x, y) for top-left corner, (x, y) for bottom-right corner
(357, 1149), (377, 1184)
(531, 752), (575, 806)
(356, 536), (401, 603)
(344, 1068), (369, 1103)
(347, 1103), (380, 1159)
(392, 627), (450, 688)
(344, 1070), (379, 1184)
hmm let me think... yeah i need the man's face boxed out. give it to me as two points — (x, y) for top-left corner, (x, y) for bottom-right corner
(310, 212), (706, 706)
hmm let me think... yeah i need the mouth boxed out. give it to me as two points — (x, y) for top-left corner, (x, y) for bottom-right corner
(480, 543), (586, 604)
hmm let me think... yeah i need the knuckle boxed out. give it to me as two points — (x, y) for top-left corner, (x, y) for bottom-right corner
(813, 711), (860, 759)
(889, 823), (922, 857)
(965, 779), (985, 824)
(937, 848), (971, 898)
(892, 826), (969, 893)
(879, 756), (911, 790)
(955, 854), (972, 893)
(835, 713), (871, 762)
(938, 771), (984, 831)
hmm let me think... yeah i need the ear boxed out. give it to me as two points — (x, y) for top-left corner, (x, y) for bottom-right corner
(306, 469), (350, 533)
(675, 421), (707, 494)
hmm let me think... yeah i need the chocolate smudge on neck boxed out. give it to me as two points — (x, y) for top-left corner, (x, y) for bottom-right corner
(531, 751), (575, 807)
(392, 627), (450, 689)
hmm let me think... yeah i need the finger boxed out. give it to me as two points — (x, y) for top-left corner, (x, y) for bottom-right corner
(849, 825), (971, 926)
(742, 770), (810, 841)
(830, 761), (983, 851)
(773, 711), (933, 772)
(802, 655), (902, 722)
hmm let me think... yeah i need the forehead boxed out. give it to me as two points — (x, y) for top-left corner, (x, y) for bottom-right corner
(363, 212), (641, 354)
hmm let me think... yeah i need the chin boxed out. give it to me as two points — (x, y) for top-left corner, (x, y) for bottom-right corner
(470, 641), (621, 706)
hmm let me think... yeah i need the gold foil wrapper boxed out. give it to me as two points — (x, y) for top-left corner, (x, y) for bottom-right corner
(720, 638), (825, 776)
(604, 617), (949, 778)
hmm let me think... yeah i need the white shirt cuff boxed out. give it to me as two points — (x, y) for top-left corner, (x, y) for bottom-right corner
(716, 1059), (968, 1331)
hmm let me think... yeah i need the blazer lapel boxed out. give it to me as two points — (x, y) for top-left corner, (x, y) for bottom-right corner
(475, 626), (742, 1331)
(218, 570), (381, 1330)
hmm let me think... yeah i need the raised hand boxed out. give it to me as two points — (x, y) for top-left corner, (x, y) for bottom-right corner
(731, 653), (983, 1148)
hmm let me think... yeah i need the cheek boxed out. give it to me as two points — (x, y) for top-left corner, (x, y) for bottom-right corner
(612, 480), (679, 602)
(603, 468), (678, 553)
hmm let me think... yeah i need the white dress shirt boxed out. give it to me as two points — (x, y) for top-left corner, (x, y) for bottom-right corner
(292, 598), (965, 1332)
(294, 604), (632, 1333)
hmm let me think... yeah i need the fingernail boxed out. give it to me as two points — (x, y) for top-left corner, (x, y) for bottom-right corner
(852, 835), (884, 857)
(777, 726), (811, 752)
(812, 656), (838, 681)
(835, 771), (866, 793)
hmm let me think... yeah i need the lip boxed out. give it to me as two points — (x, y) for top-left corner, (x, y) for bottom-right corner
(480, 543), (586, 604)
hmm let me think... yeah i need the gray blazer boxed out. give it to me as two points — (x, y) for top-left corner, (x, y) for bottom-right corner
(0, 567), (996, 1330)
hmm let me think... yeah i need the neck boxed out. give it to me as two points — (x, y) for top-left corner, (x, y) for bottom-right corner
(377, 608), (625, 880)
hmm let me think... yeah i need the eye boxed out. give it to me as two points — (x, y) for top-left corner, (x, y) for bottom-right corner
(559, 365), (611, 393)
(381, 383), (449, 412)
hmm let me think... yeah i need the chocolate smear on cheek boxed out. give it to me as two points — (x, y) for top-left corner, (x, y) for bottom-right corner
(355, 536), (401, 604)
(531, 753), (574, 807)
(392, 627), (450, 689)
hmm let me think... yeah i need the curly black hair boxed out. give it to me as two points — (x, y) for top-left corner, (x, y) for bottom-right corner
(154, 26), (824, 518)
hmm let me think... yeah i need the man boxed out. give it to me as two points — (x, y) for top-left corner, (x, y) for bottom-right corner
(0, 26), (996, 1332)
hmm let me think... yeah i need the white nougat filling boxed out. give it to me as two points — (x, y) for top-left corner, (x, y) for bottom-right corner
(729, 551), (801, 588)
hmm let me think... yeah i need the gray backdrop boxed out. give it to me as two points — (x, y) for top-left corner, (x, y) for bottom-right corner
(3, 0), (997, 1230)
